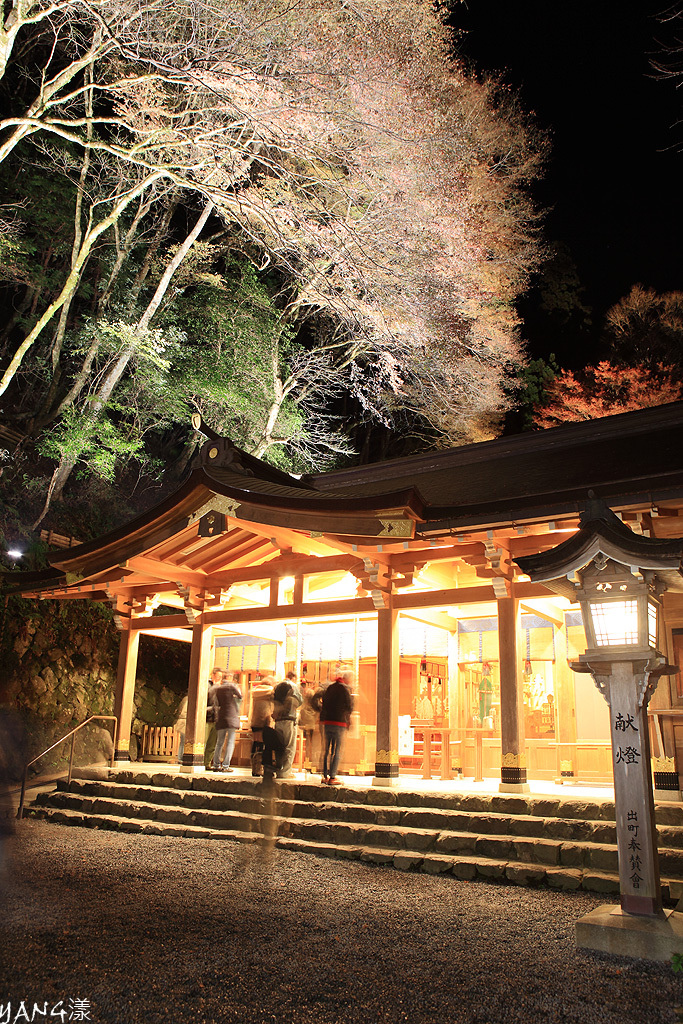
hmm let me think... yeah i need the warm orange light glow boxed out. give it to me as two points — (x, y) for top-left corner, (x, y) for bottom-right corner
(590, 599), (638, 646)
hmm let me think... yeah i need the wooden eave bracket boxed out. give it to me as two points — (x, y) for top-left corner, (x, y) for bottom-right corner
(177, 584), (205, 624)
(351, 558), (404, 607)
(462, 539), (515, 598)
(108, 593), (132, 631)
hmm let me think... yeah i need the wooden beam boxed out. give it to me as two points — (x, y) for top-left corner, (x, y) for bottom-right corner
(400, 608), (458, 632)
(130, 613), (189, 631)
(394, 586), (488, 610)
(182, 526), (263, 571)
(509, 532), (579, 556)
(214, 517), (337, 558)
(121, 554), (207, 587)
(217, 538), (282, 571)
(138, 627), (193, 642)
(520, 599), (565, 628)
(211, 551), (363, 586)
(388, 543), (483, 570)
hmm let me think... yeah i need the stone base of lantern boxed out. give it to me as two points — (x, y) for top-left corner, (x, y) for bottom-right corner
(576, 904), (683, 962)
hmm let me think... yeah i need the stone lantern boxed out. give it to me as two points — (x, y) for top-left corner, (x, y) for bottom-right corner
(515, 495), (683, 959)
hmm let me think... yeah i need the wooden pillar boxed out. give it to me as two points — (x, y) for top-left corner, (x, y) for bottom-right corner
(113, 624), (140, 764)
(498, 597), (529, 792)
(373, 605), (399, 786)
(182, 620), (213, 772)
(275, 634), (286, 679)
(447, 630), (462, 776)
(649, 612), (681, 799)
(554, 621), (578, 783)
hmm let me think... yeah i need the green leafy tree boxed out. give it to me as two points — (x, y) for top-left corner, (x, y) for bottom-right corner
(509, 355), (559, 431)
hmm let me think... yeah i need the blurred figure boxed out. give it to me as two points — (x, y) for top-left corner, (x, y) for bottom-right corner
(0, 707), (27, 885)
(298, 678), (318, 767)
(212, 670), (242, 772)
(321, 671), (355, 785)
(174, 694), (188, 764)
(311, 679), (329, 774)
(261, 716), (286, 780)
(272, 671), (302, 780)
(250, 677), (275, 777)
(204, 666), (223, 769)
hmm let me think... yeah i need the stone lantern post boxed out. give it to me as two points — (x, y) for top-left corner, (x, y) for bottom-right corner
(515, 496), (683, 959)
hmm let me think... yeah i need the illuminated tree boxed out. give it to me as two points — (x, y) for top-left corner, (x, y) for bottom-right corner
(0, 1), (548, 532)
(533, 360), (683, 428)
(604, 285), (683, 374)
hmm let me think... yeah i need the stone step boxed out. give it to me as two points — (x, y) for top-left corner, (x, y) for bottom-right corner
(90, 768), (683, 829)
(102, 769), (627, 822)
(30, 787), (683, 877)
(55, 777), (683, 850)
(27, 803), (683, 901)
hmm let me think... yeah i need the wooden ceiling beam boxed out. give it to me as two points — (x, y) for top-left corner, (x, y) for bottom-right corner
(210, 552), (362, 586)
(180, 526), (255, 570)
(148, 526), (205, 562)
(214, 538), (281, 572)
(120, 555), (207, 588)
(400, 608), (459, 632)
(520, 600), (565, 628)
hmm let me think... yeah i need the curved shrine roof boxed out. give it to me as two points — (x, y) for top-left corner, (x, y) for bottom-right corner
(9, 401), (683, 600)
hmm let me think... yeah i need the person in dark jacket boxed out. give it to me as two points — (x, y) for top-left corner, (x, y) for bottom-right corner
(320, 670), (355, 785)
(204, 666), (223, 769)
(211, 671), (242, 772)
(261, 715), (286, 779)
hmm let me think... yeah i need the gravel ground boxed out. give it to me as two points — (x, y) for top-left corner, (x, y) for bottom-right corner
(1, 820), (682, 1024)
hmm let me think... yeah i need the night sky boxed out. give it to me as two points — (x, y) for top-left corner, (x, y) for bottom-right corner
(454, 1), (683, 364)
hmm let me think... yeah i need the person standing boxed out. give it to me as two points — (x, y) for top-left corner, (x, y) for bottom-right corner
(174, 695), (188, 764)
(204, 666), (223, 769)
(212, 670), (242, 772)
(261, 714), (286, 779)
(272, 671), (302, 779)
(321, 670), (355, 785)
(311, 680), (328, 775)
(249, 676), (275, 777)
(297, 678), (318, 768)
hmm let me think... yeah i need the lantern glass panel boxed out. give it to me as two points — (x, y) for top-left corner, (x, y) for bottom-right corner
(648, 599), (658, 649)
(590, 599), (639, 646)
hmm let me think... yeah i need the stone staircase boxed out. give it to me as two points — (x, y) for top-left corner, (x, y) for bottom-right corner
(24, 769), (683, 901)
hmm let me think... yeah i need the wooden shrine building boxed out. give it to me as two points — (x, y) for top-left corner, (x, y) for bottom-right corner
(15, 401), (683, 793)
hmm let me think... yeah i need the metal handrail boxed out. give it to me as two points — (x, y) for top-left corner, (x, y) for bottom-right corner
(17, 714), (118, 819)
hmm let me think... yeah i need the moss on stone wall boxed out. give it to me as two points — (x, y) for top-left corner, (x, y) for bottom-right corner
(1, 595), (190, 772)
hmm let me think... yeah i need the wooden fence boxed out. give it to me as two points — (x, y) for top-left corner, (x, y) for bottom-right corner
(140, 725), (180, 761)
(39, 529), (82, 549)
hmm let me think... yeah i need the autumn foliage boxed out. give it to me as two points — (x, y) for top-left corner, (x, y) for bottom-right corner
(533, 361), (683, 428)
